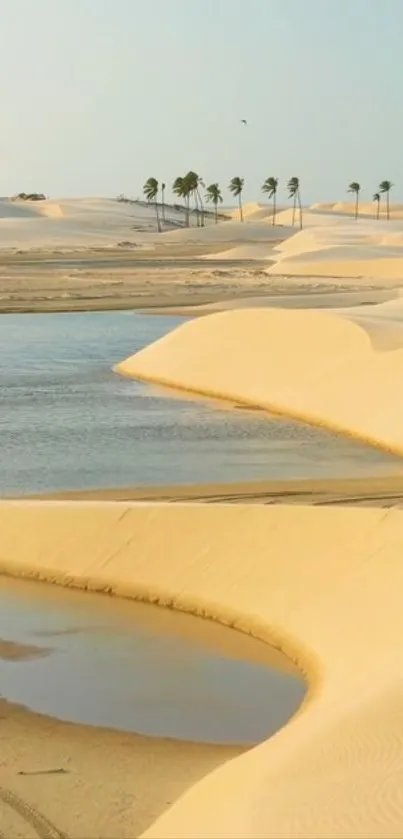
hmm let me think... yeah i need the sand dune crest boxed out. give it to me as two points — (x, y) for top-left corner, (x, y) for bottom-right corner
(116, 304), (403, 455)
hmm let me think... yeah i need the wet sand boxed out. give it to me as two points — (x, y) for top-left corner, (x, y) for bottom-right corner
(0, 574), (304, 838)
(34, 471), (403, 508)
(0, 698), (239, 838)
(0, 256), (269, 314)
(0, 250), (398, 315)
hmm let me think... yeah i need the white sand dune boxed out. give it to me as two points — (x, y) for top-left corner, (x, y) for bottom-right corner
(269, 252), (403, 280)
(0, 200), (45, 219)
(275, 221), (403, 259)
(310, 201), (337, 211)
(0, 197), (191, 250)
(1, 196), (402, 263)
(169, 288), (400, 317)
(228, 201), (267, 220)
(267, 219), (403, 281)
(199, 243), (276, 261)
(211, 207), (403, 272)
(274, 208), (345, 227)
(162, 219), (293, 247)
(2, 500), (403, 838)
(116, 302), (403, 455)
(198, 226), (296, 261)
(228, 201), (290, 222)
(198, 211), (403, 267)
(0, 196), (298, 253)
(330, 200), (403, 217)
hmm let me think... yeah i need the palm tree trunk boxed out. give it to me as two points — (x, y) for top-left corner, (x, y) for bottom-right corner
(355, 194), (358, 220)
(238, 193), (243, 222)
(387, 191), (390, 220)
(196, 188), (205, 227)
(272, 192), (276, 226)
(186, 195), (190, 227)
(161, 185), (165, 222)
(377, 200), (380, 220)
(155, 198), (161, 233)
(193, 192), (200, 227)
(298, 189), (303, 229)
(215, 202), (218, 224)
(292, 197), (296, 227)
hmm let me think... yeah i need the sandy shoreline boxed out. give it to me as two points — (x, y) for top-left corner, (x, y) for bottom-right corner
(3, 500), (403, 836)
(0, 259), (271, 314)
(5, 197), (403, 837)
(29, 471), (403, 507)
(1, 250), (400, 315)
(0, 698), (238, 838)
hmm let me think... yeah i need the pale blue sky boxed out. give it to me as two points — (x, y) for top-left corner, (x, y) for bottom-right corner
(0, 0), (401, 203)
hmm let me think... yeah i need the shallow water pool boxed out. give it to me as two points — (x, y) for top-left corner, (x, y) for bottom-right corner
(0, 576), (306, 744)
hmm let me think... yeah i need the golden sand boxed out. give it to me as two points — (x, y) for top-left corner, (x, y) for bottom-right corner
(116, 301), (403, 458)
(3, 197), (403, 836)
(1, 500), (403, 835)
(0, 698), (237, 838)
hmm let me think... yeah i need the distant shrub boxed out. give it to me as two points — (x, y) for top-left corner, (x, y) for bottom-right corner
(14, 192), (46, 201)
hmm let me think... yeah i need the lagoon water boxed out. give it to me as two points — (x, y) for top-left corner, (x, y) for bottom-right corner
(0, 576), (305, 744)
(1, 311), (400, 495)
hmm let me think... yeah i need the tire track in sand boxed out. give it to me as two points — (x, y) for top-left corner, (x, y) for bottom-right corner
(0, 786), (66, 839)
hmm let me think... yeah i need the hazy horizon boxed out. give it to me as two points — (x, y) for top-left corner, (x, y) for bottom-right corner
(2, 0), (401, 203)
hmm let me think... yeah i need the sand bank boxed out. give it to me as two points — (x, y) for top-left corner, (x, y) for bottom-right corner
(3, 259), (394, 315)
(2, 206), (403, 315)
(4, 197), (403, 315)
(0, 698), (237, 838)
(32, 471), (403, 507)
(144, 287), (400, 316)
(116, 302), (403, 456)
(265, 219), (403, 282)
(0, 258), (279, 314)
(2, 500), (403, 835)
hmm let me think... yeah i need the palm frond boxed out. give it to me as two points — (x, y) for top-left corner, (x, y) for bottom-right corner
(262, 176), (278, 198)
(287, 176), (299, 197)
(229, 176), (244, 196)
(205, 183), (222, 204)
(348, 182), (360, 194)
(143, 177), (158, 200)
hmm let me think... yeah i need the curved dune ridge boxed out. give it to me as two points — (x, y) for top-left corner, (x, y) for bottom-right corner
(116, 301), (403, 456)
(266, 218), (403, 280)
(2, 500), (403, 837)
(1, 195), (403, 270)
(0, 197), (192, 249)
(200, 208), (403, 277)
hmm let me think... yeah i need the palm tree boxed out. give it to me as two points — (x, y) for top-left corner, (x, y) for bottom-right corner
(287, 176), (302, 229)
(205, 183), (223, 223)
(229, 176), (245, 222)
(143, 177), (161, 232)
(348, 182), (361, 220)
(161, 182), (166, 223)
(184, 171), (205, 227)
(373, 192), (381, 220)
(262, 177), (279, 225)
(173, 175), (190, 226)
(379, 180), (393, 220)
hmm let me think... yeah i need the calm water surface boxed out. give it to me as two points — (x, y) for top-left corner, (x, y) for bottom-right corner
(0, 311), (400, 494)
(0, 577), (305, 744)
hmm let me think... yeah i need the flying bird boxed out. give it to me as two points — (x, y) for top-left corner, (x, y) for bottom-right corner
(241, 119), (248, 125)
